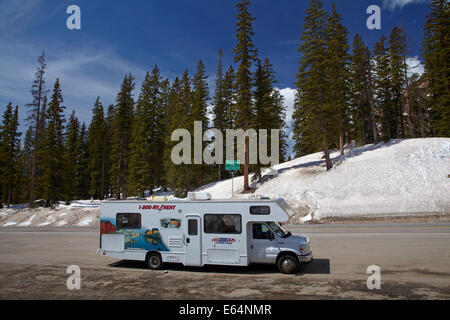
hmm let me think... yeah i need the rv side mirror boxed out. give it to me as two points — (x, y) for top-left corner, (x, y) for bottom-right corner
(269, 232), (274, 241)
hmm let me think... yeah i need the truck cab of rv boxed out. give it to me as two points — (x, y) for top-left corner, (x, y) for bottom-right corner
(97, 192), (313, 274)
(248, 221), (312, 273)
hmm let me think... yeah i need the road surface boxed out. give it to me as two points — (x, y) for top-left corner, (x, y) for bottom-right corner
(0, 223), (449, 299)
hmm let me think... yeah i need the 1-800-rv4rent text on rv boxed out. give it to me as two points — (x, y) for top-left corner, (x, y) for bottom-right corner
(97, 192), (313, 274)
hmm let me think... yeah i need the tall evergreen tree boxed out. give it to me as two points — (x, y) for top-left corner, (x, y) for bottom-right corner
(213, 62), (236, 181)
(234, 0), (258, 190)
(103, 104), (115, 198)
(26, 52), (48, 206)
(110, 74), (135, 199)
(252, 59), (286, 181)
(0, 104), (21, 207)
(373, 36), (393, 142)
(324, 3), (349, 155)
(408, 74), (430, 138)
(64, 111), (80, 201)
(77, 123), (90, 200)
(389, 26), (408, 138)
(349, 34), (377, 144)
(293, 0), (333, 170)
(165, 72), (194, 195)
(212, 48), (225, 181)
(38, 79), (66, 206)
(190, 60), (210, 188)
(88, 97), (107, 199)
(129, 66), (166, 197)
(422, 0), (450, 137)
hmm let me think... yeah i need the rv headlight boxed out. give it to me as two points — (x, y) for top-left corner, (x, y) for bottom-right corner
(299, 243), (310, 255)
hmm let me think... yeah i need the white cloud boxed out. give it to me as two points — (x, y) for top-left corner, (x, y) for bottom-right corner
(382, 0), (428, 11)
(406, 56), (425, 77)
(277, 87), (296, 125)
(0, 37), (148, 129)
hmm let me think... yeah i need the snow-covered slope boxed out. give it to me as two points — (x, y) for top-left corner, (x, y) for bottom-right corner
(200, 138), (450, 222)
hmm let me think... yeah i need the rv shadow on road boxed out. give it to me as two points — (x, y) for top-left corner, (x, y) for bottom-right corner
(107, 258), (330, 275)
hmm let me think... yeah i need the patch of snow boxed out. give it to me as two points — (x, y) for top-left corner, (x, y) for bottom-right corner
(78, 217), (93, 226)
(39, 219), (56, 226)
(18, 214), (37, 227)
(3, 222), (17, 227)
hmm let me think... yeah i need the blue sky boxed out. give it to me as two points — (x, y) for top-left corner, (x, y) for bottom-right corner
(0, 0), (431, 155)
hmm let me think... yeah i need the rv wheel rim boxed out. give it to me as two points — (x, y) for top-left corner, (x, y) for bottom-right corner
(281, 258), (295, 273)
(150, 256), (160, 266)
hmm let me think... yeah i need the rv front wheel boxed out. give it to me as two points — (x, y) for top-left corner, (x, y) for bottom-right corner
(277, 254), (299, 274)
(146, 252), (163, 270)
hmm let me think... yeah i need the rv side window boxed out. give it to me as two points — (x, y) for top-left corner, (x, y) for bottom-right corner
(204, 214), (242, 234)
(116, 213), (141, 229)
(250, 206), (270, 215)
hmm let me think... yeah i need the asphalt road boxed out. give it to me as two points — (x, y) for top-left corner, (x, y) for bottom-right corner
(0, 223), (449, 299)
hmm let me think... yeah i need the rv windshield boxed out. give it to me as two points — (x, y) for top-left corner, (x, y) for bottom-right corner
(267, 222), (291, 238)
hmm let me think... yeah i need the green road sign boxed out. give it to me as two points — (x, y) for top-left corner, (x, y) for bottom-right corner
(225, 160), (240, 171)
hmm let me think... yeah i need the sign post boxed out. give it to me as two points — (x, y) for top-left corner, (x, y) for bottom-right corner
(225, 160), (240, 198)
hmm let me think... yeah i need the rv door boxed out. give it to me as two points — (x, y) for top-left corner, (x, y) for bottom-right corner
(184, 215), (202, 266)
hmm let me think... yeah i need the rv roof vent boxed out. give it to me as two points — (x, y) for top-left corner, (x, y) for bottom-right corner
(188, 192), (212, 201)
(152, 196), (168, 202)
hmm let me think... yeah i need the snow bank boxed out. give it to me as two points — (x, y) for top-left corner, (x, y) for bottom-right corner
(201, 138), (450, 221)
(0, 204), (100, 227)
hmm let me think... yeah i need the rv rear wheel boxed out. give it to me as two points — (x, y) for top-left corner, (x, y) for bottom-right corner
(277, 254), (299, 274)
(146, 252), (163, 270)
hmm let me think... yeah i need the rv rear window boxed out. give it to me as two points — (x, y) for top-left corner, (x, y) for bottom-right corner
(204, 214), (242, 234)
(116, 213), (141, 229)
(250, 206), (270, 215)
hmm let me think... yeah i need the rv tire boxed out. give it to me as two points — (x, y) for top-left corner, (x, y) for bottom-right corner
(277, 254), (299, 274)
(146, 252), (163, 270)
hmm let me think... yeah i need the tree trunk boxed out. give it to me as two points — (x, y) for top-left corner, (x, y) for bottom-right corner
(323, 136), (332, 171)
(243, 118), (249, 191)
(403, 56), (414, 137)
(369, 94), (378, 144)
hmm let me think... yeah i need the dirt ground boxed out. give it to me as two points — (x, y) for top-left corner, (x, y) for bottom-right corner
(0, 223), (449, 300)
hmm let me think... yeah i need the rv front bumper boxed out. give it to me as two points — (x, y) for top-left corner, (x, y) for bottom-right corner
(298, 252), (313, 263)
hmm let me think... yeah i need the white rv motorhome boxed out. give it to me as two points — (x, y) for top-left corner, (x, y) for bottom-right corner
(97, 192), (313, 274)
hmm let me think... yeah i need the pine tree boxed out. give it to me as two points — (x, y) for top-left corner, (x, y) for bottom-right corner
(129, 66), (166, 197)
(408, 74), (430, 138)
(17, 126), (33, 203)
(349, 34), (377, 144)
(26, 52), (48, 206)
(389, 26), (408, 138)
(0, 104), (21, 207)
(373, 36), (393, 142)
(77, 123), (90, 200)
(38, 79), (66, 206)
(212, 49), (227, 181)
(165, 72), (193, 196)
(64, 111), (80, 201)
(422, 0), (450, 137)
(103, 105), (115, 198)
(234, 0), (258, 190)
(190, 60), (210, 188)
(324, 3), (349, 155)
(110, 74), (135, 199)
(252, 59), (286, 181)
(88, 97), (106, 199)
(293, 0), (333, 170)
